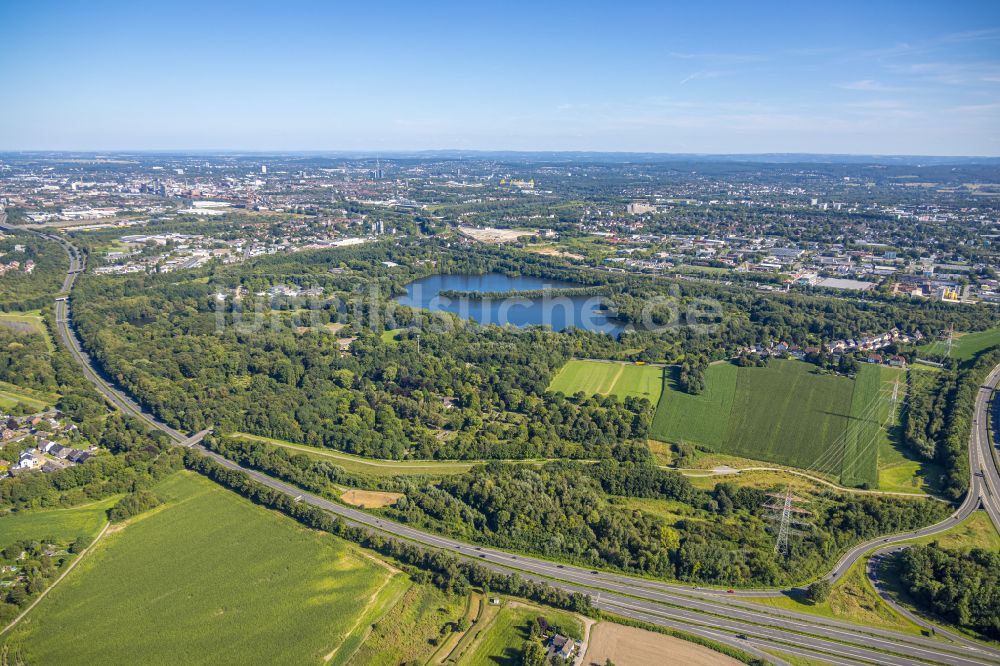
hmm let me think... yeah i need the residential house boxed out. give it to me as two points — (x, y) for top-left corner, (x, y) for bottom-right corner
(14, 450), (40, 470)
(67, 450), (92, 464)
(547, 634), (577, 662)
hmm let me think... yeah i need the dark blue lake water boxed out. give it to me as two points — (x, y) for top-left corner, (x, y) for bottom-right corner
(394, 273), (626, 336)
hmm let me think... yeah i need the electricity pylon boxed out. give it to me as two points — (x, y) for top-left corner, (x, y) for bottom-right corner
(765, 488), (811, 557)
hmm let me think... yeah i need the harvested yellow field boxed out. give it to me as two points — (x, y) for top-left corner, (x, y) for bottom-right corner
(529, 245), (584, 260)
(340, 489), (404, 508)
(458, 226), (536, 244)
(583, 622), (741, 666)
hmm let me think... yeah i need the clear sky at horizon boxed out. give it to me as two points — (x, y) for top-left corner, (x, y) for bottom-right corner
(1, 1), (998, 155)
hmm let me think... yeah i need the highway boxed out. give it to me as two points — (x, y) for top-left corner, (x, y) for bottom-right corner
(973, 364), (1000, 529)
(862, 363), (1000, 650)
(17, 219), (1000, 666)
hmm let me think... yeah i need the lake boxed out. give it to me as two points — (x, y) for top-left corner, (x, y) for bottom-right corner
(394, 273), (627, 336)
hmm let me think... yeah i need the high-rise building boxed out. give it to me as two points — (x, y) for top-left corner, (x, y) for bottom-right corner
(261, 165), (267, 174)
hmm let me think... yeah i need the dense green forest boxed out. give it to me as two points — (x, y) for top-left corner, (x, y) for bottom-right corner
(68, 238), (996, 465)
(0, 327), (57, 394)
(0, 235), (67, 311)
(894, 346), (999, 499)
(70, 244), (657, 459)
(387, 459), (949, 586)
(897, 544), (1000, 640)
(903, 369), (955, 461)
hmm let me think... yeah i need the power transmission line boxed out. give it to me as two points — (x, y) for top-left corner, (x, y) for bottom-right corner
(765, 487), (811, 557)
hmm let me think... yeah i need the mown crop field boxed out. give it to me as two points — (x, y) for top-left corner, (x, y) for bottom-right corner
(0, 497), (115, 546)
(650, 362), (738, 452)
(548, 359), (663, 404)
(840, 364), (888, 488)
(1, 472), (405, 665)
(651, 360), (902, 486)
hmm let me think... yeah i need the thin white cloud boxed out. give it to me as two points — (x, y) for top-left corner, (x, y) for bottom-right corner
(837, 79), (904, 92)
(887, 61), (1000, 86)
(679, 70), (728, 85)
(668, 51), (769, 63)
(853, 28), (1000, 61)
(947, 101), (1000, 114)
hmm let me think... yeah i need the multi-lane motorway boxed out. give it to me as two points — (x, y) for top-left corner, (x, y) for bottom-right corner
(15, 219), (1000, 666)
(973, 364), (1000, 527)
(825, 362), (1000, 590)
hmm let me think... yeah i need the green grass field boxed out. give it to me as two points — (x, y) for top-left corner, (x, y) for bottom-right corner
(549, 359), (663, 405)
(380, 328), (405, 344)
(0, 311), (46, 336)
(747, 557), (920, 634)
(0, 310), (55, 352)
(877, 459), (943, 495)
(903, 511), (1000, 551)
(917, 326), (1000, 361)
(650, 362), (738, 447)
(0, 497), (116, 546)
(620, 497), (705, 527)
(875, 366), (943, 494)
(345, 583), (465, 665)
(1, 472), (407, 665)
(548, 360), (663, 404)
(232, 432), (476, 476)
(726, 361), (854, 472)
(462, 603), (584, 666)
(840, 365), (893, 488)
(651, 360), (904, 486)
(0, 379), (59, 412)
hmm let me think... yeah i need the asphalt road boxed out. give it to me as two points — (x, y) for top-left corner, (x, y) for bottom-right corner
(21, 221), (1000, 666)
(862, 364), (1000, 652)
(195, 444), (999, 666)
(973, 365), (1000, 529)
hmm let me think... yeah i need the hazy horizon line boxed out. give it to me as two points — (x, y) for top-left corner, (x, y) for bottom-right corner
(1, 148), (999, 161)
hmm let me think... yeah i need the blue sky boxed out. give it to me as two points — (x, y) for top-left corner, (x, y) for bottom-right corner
(1, 1), (998, 154)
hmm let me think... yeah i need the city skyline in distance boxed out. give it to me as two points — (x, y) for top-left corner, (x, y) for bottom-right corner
(1, 0), (998, 156)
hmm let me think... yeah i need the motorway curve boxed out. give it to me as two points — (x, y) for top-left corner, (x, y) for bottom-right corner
(17, 220), (1000, 666)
